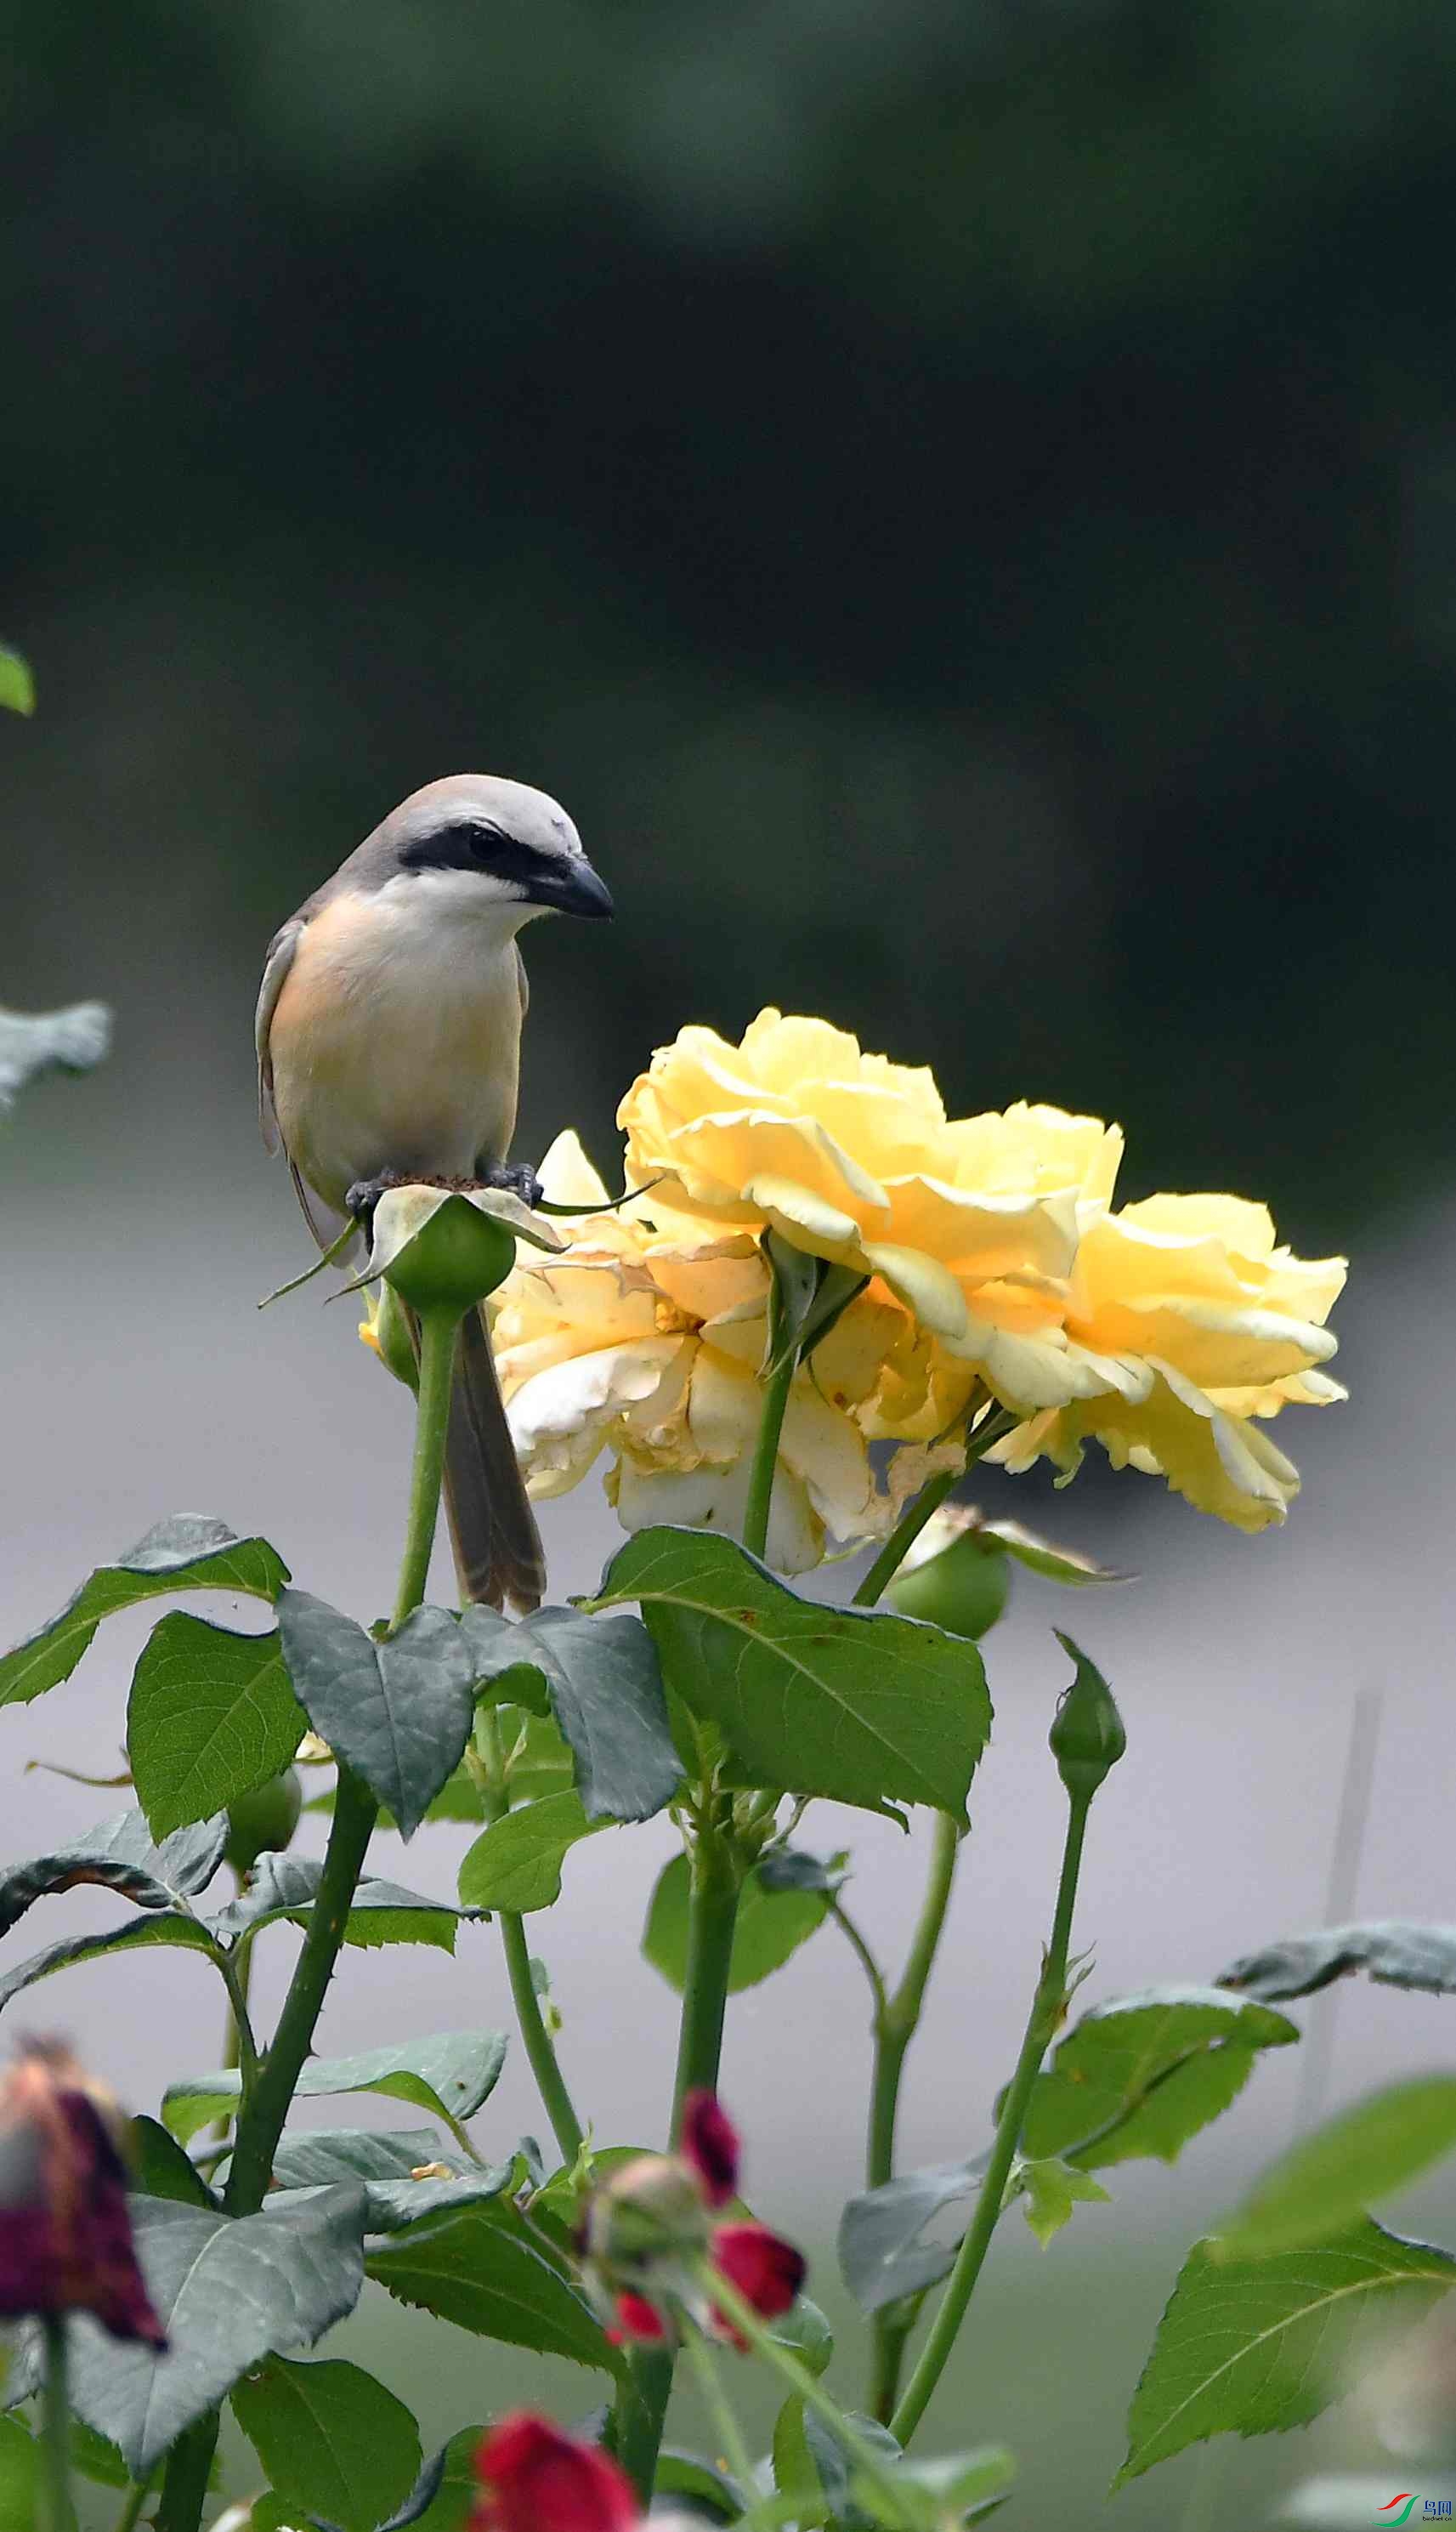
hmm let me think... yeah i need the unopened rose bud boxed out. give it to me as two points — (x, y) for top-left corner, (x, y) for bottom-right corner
(1048, 1632), (1126, 1798)
(473, 2414), (638, 2532)
(373, 1189), (519, 1317)
(887, 1513), (1010, 1640)
(224, 1768), (303, 1875)
(0, 2043), (165, 2345)
(582, 2152), (710, 2270)
(359, 1282), (419, 1389)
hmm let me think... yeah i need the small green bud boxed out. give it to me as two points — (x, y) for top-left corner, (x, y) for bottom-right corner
(583, 2152), (711, 2269)
(1048, 1632), (1126, 1797)
(887, 1521), (1011, 1639)
(224, 1767), (303, 1872)
(373, 1189), (518, 1315)
(359, 1280), (420, 1388)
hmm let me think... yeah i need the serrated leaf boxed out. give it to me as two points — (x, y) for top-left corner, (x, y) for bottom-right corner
(802, 2407), (903, 2532)
(643, 1854), (832, 1995)
(858, 2450), (1017, 2530)
(1020, 1985), (1299, 2170)
(212, 1854), (467, 1953)
(367, 2200), (617, 2372)
(1214, 2076), (1456, 2262)
(592, 1528), (990, 1822)
(976, 1519), (1130, 1587)
(458, 1792), (602, 1914)
(131, 2115), (218, 2208)
(0, 2414), (36, 2532)
(0, 1002), (110, 1110)
(769, 2296), (835, 2378)
(0, 649), (34, 717)
(656, 2452), (747, 2523)
(379, 2425), (484, 2532)
(277, 1594), (473, 1839)
(1017, 2156), (1110, 2249)
(0, 1808), (228, 1934)
(1115, 2219), (1456, 2488)
(755, 1847), (847, 1897)
(67, 2420), (132, 2489)
(514, 1609), (680, 1823)
(56, 2186), (367, 2474)
(839, 2160), (984, 2313)
(0, 1915), (223, 2018)
(258, 2123), (516, 2231)
(128, 1615), (304, 1838)
(231, 2355), (422, 2532)
(1221, 1921), (1456, 2002)
(164, 2031), (506, 2145)
(0, 1519), (289, 1709)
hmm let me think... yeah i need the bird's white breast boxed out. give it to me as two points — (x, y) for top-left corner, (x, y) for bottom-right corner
(269, 872), (533, 1210)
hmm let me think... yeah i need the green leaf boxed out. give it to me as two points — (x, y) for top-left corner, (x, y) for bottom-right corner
(261, 2128), (516, 2232)
(212, 1854), (468, 1953)
(1017, 2156), (1111, 2249)
(656, 2453), (748, 2523)
(772, 2397), (825, 2523)
(1214, 2076), (1456, 2262)
(462, 1606), (680, 1823)
(0, 648), (34, 716)
(643, 1853), (833, 1994)
(130, 2115), (218, 2208)
(0, 1519), (289, 1709)
(379, 2426), (485, 2532)
(164, 2030), (507, 2145)
(802, 2407), (903, 2531)
(67, 2421), (132, 2489)
(858, 2450), (1017, 2529)
(1221, 1921), (1456, 2001)
(1020, 1984), (1300, 2171)
(503, 1711), (575, 1804)
(458, 1791), (602, 1913)
(769, 2296), (835, 2378)
(231, 2355), (422, 2532)
(592, 1527), (990, 1822)
(367, 2200), (618, 2372)
(975, 1519), (1130, 1587)
(839, 2159), (983, 2313)
(58, 2186), (367, 2473)
(1115, 2218), (1456, 2488)
(0, 1916), (223, 2017)
(277, 1593), (474, 1839)
(0, 1808), (228, 1934)
(128, 1615), (304, 1838)
(0, 2415), (37, 2532)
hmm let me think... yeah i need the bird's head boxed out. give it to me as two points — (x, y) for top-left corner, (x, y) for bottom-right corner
(377, 774), (613, 922)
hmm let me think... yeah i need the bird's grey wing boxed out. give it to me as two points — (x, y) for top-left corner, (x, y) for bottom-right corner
(255, 917), (303, 1156)
(515, 940), (530, 1025)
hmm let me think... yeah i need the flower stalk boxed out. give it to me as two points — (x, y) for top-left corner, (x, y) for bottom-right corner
(39, 2317), (75, 2532)
(472, 1712), (585, 2166)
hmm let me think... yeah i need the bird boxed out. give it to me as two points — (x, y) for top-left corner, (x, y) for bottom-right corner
(255, 772), (613, 1613)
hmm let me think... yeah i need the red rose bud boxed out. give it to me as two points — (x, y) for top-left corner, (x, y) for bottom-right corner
(680, 2092), (739, 2210)
(473, 2415), (638, 2532)
(607, 2290), (668, 2346)
(710, 2221), (807, 2344)
(0, 2044), (165, 2345)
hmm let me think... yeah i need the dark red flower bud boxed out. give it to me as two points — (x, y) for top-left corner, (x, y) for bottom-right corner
(0, 2045), (165, 2346)
(710, 2220), (806, 2345)
(473, 2415), (638, 2532)
(680, 2092), (739, 2210)
(606, 2291), (669, 2347)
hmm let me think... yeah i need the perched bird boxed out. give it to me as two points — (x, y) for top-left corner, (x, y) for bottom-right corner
(256, 773), (613, 1611)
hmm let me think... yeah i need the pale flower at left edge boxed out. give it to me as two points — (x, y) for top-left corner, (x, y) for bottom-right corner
(488, 1131), (921, 1574)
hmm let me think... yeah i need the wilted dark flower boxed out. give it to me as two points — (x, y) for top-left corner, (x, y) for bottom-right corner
(0, 2043), (165, 2345)
(472, 2414), (637, 2532)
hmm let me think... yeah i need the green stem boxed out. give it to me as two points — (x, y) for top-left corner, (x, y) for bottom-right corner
(392, 1305), (459, 1628)
(742, 1351), (796, 1564)
(853, 1404), (1016, 1609)
(474, 1713), (585, 2166)
(39, 2318), (74, 2532)
(669, 1820), (743, 2140)
(700, 2267), (905, 2518)
(613, 2349), (675, 2509)
(866, 1809), (961, 2418)
(889, 1786), (1093, 2448)
(155, 2416), (217, 2532)
(682, 2326), (756, 2490)
(112, 2473), (156, 2532)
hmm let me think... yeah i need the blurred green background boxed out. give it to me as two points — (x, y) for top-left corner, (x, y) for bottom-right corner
(6, 3), (1456, 2526)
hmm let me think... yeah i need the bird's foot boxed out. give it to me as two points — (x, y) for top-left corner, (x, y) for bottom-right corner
(476, 1159), (545, 1209)
(345, 1168), (416, 1229)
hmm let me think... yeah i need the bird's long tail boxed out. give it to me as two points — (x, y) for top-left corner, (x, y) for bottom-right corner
(442, 1303), (547, 1614)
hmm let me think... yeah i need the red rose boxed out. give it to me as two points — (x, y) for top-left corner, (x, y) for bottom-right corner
(473, 2415), (638, 2532)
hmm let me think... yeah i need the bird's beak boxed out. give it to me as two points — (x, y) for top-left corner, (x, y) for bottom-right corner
(528, 856), (614, 920)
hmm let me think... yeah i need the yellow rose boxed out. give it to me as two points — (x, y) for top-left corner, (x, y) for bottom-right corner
(492, 1131), (914, 1574)
(993, 1194), (1346, 1530)
(619, 1010), (1130, 1415)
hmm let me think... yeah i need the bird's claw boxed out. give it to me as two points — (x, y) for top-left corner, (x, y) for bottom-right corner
(479, 1160), (545, 1209)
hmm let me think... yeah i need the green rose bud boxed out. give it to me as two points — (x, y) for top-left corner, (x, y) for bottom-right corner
(364, 1184), (564, 1320)
(582, 2151), (711, 2270)
(887, 1523), (1011, 1639)
(1048, 1631), (1126, 1799)
(224, 1767), (303, 1873)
